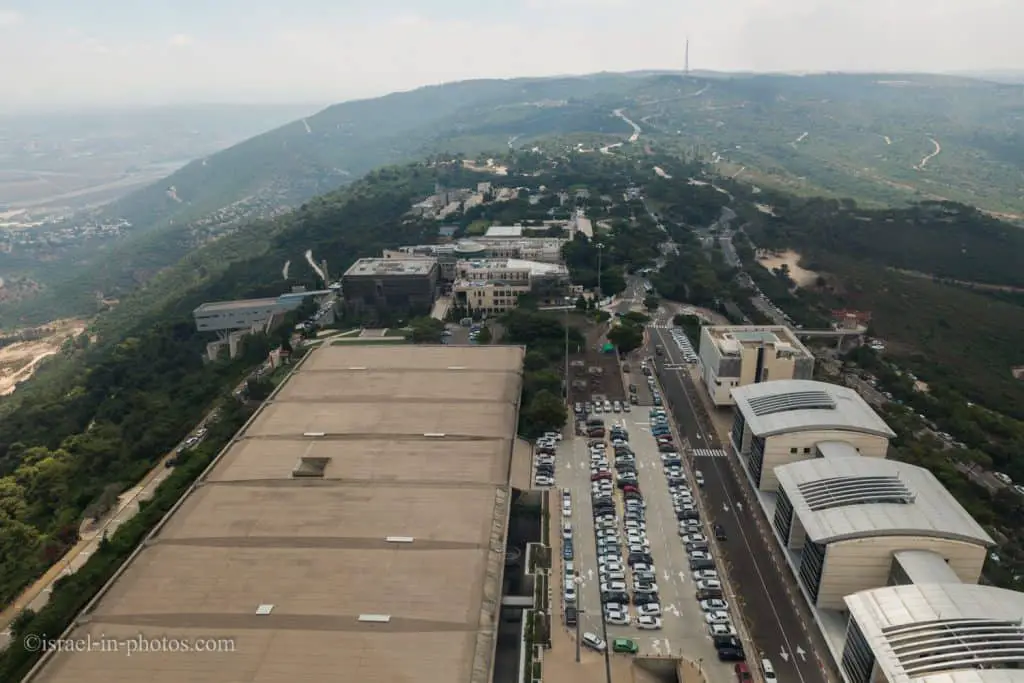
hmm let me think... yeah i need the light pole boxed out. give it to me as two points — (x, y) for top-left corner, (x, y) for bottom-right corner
(596, 243), (605, 302)
(574, 573), (585, 663)
(564, 296), (571, 399)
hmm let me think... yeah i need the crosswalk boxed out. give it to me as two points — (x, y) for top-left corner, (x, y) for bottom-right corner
(691, 448), (728, 458)
(651, 321), (674, 329)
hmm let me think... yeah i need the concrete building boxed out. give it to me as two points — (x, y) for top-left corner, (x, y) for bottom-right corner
(484, 225), (524, 239)
(341, 257), (439, 314)
(452, 259), (570, 315)
(193, 298), (287, 334)
(698, 325), (815, 406)
(771, 456), (993, 610)
(840, 583), (1024, 683)
(25, 344), (525, 683)
(730, 380), (896, 491)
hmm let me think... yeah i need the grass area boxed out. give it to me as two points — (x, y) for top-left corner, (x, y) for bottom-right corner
(466, 219), (491, 236)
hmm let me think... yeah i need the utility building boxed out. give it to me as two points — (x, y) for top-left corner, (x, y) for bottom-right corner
(841, 583), (1024, 683)
(771, 457), (993, 610)
(698, 326), (815, 406)
(730, 380), (896, 491)
(341, 257), (439, 315)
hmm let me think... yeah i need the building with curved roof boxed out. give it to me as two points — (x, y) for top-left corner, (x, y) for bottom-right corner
(730, 379), (897, 490)
(841, 583), (1024, 683)
(771, 457), (993, 610)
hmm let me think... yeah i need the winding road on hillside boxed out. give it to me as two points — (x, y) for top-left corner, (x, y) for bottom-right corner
(599, 108), (643, 154)
(915, 137), (942, 170)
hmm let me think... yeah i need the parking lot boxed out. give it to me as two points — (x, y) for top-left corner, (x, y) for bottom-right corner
(568, 323), (627, 407)
(552, 391), (739, 683)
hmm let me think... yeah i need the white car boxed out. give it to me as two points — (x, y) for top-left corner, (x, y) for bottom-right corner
(709, 623), (737, 637)
(582, 632), (607, 652)
(704, 610), (731, 625)
(636, 615), (663, 630)
(693, 570), (719, 581)
(637, 603), (662, 617)
(689, 551), (712, 561)
(682, 534), (707, 544)
(602, 570), (626, 581)
(700, 599), (729, 612)
(605, 610), (630, 626)
(534, 476), (554, 486)
(562, 523), (573, 540)
(600, 581), (628, 593)
(562, 503), (572, 517)
(696, 579), (722, 591)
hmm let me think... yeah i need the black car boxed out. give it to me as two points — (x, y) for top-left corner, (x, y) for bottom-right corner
(632, 592), (660, 605)
(601, 591), (629, 604)
(690, 559), (716, 571)
(565, 606), (578, 626)
(714, 523), (728, 541)
(686, 541), (709, 553)
(717, 648), (746, 662)
(713, 636), (743, 651)
(628, 552), (653, 565)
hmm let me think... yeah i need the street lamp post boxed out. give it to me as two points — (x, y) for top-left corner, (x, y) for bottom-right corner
(596, 243), (605, 302)
(574, 573), (585, 663)
(564, 296), (571, 399)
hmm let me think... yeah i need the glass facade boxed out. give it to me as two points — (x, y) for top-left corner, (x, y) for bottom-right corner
(749, 436), (767, 487)
(774, 487), (795, 546)
(731, 411), (746, 450)
(841, 619), (876, 683)
(798, 540), (827, 603)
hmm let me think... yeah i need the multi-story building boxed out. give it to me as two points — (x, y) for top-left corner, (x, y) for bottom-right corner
(193, 293), (318, 336)
(452, 258), (569, 315)
(384, 237), (566, 270)
(699, 325), (815, 405)
(730, 379), (896, 491)
(724, 378), (1017, 683)
(341, 257), (439, 314)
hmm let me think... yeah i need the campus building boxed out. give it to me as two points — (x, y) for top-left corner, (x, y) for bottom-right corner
(698, 325), (815, 406)
(25, 344), (526, 683)
(730, 380), (897, 491)
(452, 259), (570, 316)
(341, 257), (440, 314)
(771, 456), (992, 610)
(840, 583), (1024, 683)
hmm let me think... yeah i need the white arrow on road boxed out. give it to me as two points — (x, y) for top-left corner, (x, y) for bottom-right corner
(664, 638), (672, 654)
(663, 570), (671, 582)
(779, 648), (790, 663)
(723, 503), (730, 512)
(796, 646), (807, 661)
(588, 569), (594, 581)
(565, 462), (572, 469)
(736, 502), (744, 512)
(678, 571), (687, 583)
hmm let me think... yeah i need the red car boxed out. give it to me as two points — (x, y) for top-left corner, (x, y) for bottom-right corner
(591, 471), (612, 482)
(735, 663), (751, 683)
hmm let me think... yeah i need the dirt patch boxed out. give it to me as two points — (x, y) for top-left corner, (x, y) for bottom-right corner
(0, 318), (86, 395)
(755, 249), (820, 287)
(1012, 366), (1024, 381)
(568, 317), (626, 405)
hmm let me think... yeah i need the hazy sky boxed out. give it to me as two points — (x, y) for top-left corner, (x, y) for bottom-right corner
(1, 0), (1022, 110)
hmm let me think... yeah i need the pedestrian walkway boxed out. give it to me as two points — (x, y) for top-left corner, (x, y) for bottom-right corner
(691, 448), (727, 458)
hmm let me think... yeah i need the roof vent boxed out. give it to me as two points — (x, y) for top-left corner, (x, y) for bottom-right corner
(423, 433), (446, 438)
(256, 604), (275, 615)
(386, 536), (414, 543)
(358, 614), (392, 623)
(293, 456), (331, 478)
(348, 366), (367, 370)
(303, 431), (325, 438)
(448, 366), (467, 370)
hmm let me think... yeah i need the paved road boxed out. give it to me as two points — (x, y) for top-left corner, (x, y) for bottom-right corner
(648, 326), (833, 683)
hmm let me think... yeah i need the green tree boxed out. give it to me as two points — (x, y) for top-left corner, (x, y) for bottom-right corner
(521, 390), (568, 438)
(607, 323), (644, 353)
(406, 317), (444, 344)
(643, 294), (660, 311)
(475, 326), (493, 344)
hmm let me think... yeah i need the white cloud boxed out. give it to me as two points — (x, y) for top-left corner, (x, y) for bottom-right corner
(0, 9), (22, 27)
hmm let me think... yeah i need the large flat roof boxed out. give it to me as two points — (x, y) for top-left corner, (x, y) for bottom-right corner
(732, 379), (896, 439)
(845, 583), (1024, 683)
(775, 456), (993, 546)
(343, 257), (437, 277)
(29, 344), (525, 683)
(706, 325), (813, 358)
(194, 297), (280, 314)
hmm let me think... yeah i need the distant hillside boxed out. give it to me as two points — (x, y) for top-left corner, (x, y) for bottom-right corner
(4, 70), (1024, 327)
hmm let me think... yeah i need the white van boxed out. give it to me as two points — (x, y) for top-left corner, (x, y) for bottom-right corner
(582, 632), (607, 652)
(762, 659), (777, 682)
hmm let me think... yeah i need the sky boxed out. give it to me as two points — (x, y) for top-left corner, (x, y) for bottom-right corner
(1, 0), (1022, 111)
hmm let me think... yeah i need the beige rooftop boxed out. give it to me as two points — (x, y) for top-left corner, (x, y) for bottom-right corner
(27, 343), (525, 683)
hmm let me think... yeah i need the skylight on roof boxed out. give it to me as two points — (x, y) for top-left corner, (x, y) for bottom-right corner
(883, 618), (1024, 677)
(747, 390), (836, 417)
(798, 475), (915, 512)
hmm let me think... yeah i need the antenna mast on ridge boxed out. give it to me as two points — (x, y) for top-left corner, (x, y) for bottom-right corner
(685, 38), (690, 75)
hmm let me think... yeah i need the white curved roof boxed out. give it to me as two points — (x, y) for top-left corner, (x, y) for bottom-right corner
(845, 583), (1024, 683)
(775, 457), (993, 546)
(732, 379), (896, 439)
